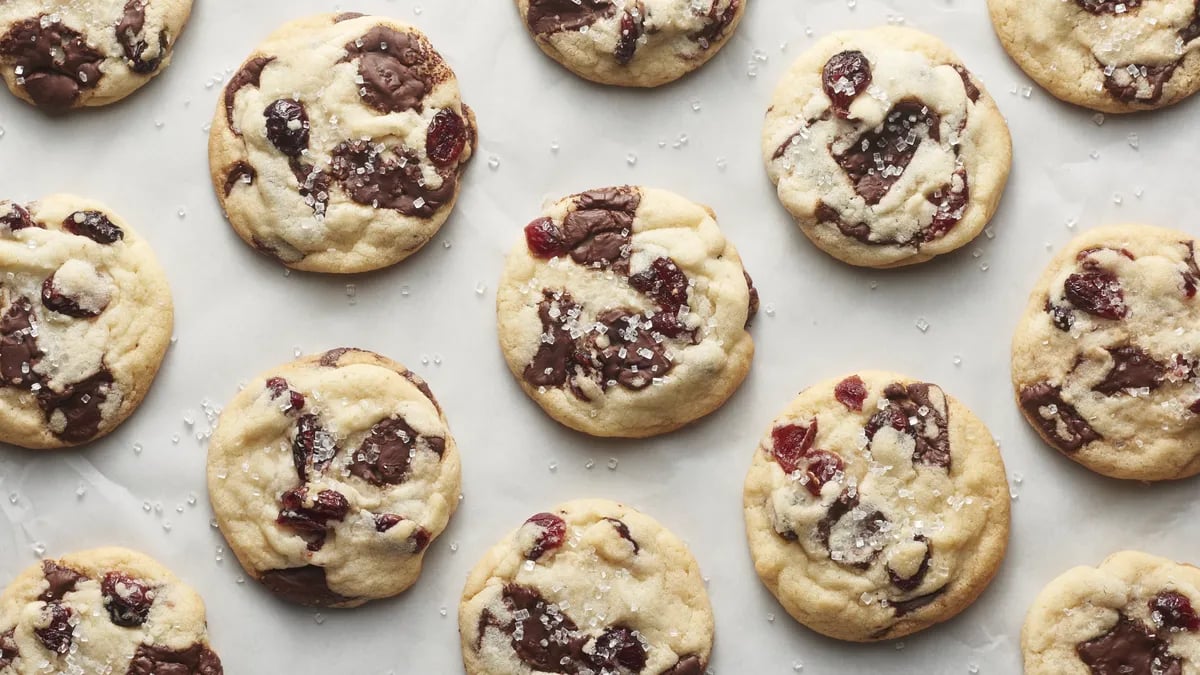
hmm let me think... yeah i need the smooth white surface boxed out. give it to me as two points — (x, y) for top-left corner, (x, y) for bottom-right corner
(2, 1), (1199, 673)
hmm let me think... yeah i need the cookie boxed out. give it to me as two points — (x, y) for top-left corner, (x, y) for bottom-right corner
(0, 0), (192, 110)
(989, 0), (1200, 113)
(0, 546), (222, 675)
(515, 0), (745, 87)
(762, 27), (1012, 268)
(1023, 550), (1200, 674)
(742, 371), (1010, 641)
(206, 348), (460, 607)
(0, 195), (173, 449)
(496, 186), (756, 438)
(209, 13), (476, 274)
(459, 498), (714, 675)
(1012, 224), (1200, 481)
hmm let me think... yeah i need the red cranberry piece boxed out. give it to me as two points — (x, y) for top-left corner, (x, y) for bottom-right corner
(1045, 300), (1075, 332)
(629, 257), (690, 310)
(771, 420), (818, 475)
(426, 109), (467, 167)
(411, 526), (432, 552)
(1, 203), (36, 231)
(1150, 591), (1200, 632)
(63, 211), (123, 244)
(802, 450), (844, 496)
(101, 572), (154, 627)
(822, 50), (872, 118)
(591, 626), (647, 671)
(614, 7), (644, 65)
(35, 602), (73, 654)
(263, 99), (309, 157)
(41, 274), (104, 318)
(375, 513), (403, 532)
(524, 512), (566, 561)
(291, 414), (335, 482)
(277, 487), (351, 551)
(0, 629), (17, 669)
(1064, 271), (1128, 320)
(265, 376), (305, 412)
(524, 217), (569, 258)
(834, 375), (868, 411)
(925, 168), (970, 240)
(1077, 247), (1135, 267)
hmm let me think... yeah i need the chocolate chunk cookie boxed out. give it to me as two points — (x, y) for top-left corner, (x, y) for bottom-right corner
(496, 186), (756, 438)
(0, 547), (222, 674)
(459, 499), (714, 675)
(743, 371), (1010, 641)
(990, 0), (1200, 112)
(763, 27), (1012, 268)
(206, 348), (461, 607)
(515, 0), (745, 87)
(1012, 224), (1200, 481)
(1023, 551), (1200, 674)
(0, 195), (173, 449)
(0, 0), (193, 110)
(209, 13), (476, 273)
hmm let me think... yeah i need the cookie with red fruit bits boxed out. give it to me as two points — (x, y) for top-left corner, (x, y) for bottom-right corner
(459, 499), (714, 675)
(0, 546), (222, 674)
(743, 371), (1010, 641)
(1013, 224), (1200, 481)
(209, 13), (476, 273)
(763, 27), (1012, 268)
(1023, 551), (1200, 674)
(0, 195), (173, 449)
(496, 186), (757, 438)
(516, 0), (745, 87)
(206, 348), (460, 607)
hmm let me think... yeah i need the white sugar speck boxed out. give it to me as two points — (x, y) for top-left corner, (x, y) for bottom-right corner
(915, 318), (930, 333)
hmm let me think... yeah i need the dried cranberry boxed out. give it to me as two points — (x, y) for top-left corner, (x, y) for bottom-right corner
(35, 603), (73, 654)
(802, 450), (844, 496)
(1077, 615), (1178, 674)
(1077, 247), (1135, 267)
(591, 626), (647, 671)
(265, 376), (305, 412)
(0, 629), (17, 669)
(524, 512), (566, 561)
(925, 168), (969, 240)
(426, 109), (468, 167)
(375, 513), (403, 532)
(291, 414), (335, 482)
(822, 50), (872, 118)
(834, 375), (868, 411)
(101, 572), (154, 627)
(0, 203), (35, 231)
(38, 560), (84, 602)
(277, 487), (351, 551)
(614, 6), (644, 65)
(1064, 271), (1128, 320)
(63, 211), (122, 244)
(263, 99), (309, 157)
(1150, 591), (1200, 632)
(1045, 300), (1075, 332)
(835, 100), (940, 205)
(524, 217), (569, 258)
(629, 257), (690, 310)
(411, 526), (432, 552)
(771, 420), (817, 475)
(41, 274), (103, 318)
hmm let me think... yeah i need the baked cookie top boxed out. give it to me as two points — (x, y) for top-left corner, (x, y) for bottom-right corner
(1023, 551), (1200, 674)
(515, 0), (745, 87)
(0, 0), (192, 110)
(1012, 224), (1200, 481)
(0, 194), (173, 449)
(0, 547), (221, 675)
(763, 26), (1011, 268)
(209, 13), (476, 274)
(743, 371), (1010, 641)
(496, 186), (756, 438)
(459, 499), (713, 675)
(989, 0), (1200, 112)
(206, 348), (461, 607)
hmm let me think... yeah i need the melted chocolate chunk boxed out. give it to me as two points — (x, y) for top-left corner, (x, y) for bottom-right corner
(819, 493), (888, 568)
(116, 0), (167, 74)
(39, 560), (85, 602)
(1075, 0), (1142, 12)
(37, 368), (115, 443)
(224, 56), (275, 131)
(350, 416), (442, 486)
(593, 626), (647, 672)
(402, 369), (442, 413)
(744, 270), (759, 326)
(101, 572), (154, 627)
(63, 211), (123, 244)
(42, 273), (105, 318)
(496, 584), (588, 671)
(223, 161), (256, 195)
(330, 139), (455, 217)
(1, 298), (43, 388)
(835, 100), (941, 206)
(586, 308), (673, 390)
(127, 643), (224, 675)
(1046, 299), (1076, 332)
(1065, 270), (1128, 320)
(334, 12), (365, 22)
(291, 413), (336, 482)
(259, 566), (352, 607)
(522, 289), (578, 388)
(953, 64), (981, 102)
(604, 517), (640, 553)
(1, 203), (36, 231)
(1181, 241), (1200, 298)
(1102, 62), (1177, 104)
(35, 602), (73, 654)
(1019, 382), (1102, 452)
(263, 99), (309, 157)
(690, 0), (740, 47)
(614, 5), (645, 65)
(1095, 346), (1164, 395)
(925, 166), (970, 241)
(318, 347), (359, 367)
(889, 587), (945, 617)
(823, 50), (873, 118)
(561, 188), (639, 270)
(342, 27), (434, 113)
(526, 0), (614, 34)
(665, 656), (706, 675)
(887, 536), (931, 592)
(866, 383), (951, 470)
(1076, 615), (1181, 675)
(0, 18), (104, 109)
(1182, 2), (1200, 43)
(288, 159), (332, 216)
(0, 629), (17, 669)
(525, 512), (567, 561)
(629, 257), (696, 341)
(277, 487), (351, 551)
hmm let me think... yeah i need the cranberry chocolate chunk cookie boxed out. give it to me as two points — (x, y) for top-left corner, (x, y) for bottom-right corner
(989, 0), (1200, 113)
(1013, 225), (1200, 481)
(209, 13), (476, 274)
(0, 195), (173, 449)
(763, 27), (1012, 268)
(0, 547), (222, 675)
(459, 499), (714, 675)
(0, 0), (192, 110)
(516, 0), (745, 87)
(496, 186), (756, 438)
(206, 348), (460, 607)
(1023, 551), (1200, 674)
(743, 372), (1010, 641)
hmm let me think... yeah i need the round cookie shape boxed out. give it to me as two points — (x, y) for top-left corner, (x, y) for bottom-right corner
(0, 0), (192, 110)
(1012, 224), (1200, 481)
(762, 26), (1012, 268)
(1023, 551), (1200, 674)
(515, 0), (745, 87)
(206, 348), (460, 607)
(459, 498), (714, 675)
(742, 371), (1010, 641)
(496, 186), (756, 438)
(0, 547), (222, 675)
(209, 13), (477, 274)
(0, 195), (173, 449)
(989, 0), (1200, 113)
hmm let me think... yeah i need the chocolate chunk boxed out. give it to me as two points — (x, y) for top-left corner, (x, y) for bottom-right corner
(952, 64), (981, 102)
(821, 499), (888, 568)
(1182, 241), (1200, 298)
(37, 368), (115, 443)
(1181, 3), (1200, 44)
(127, 643), (224, 675)
(288, 159), (332, 216)
(35, 602), (73, 654)
(1064, 270), (1128, 320)
(63, 211), (123, 244)
(823, 50), (873, 118)
(1102, 62), (1177, 104)
(0, 203), (36, 231)
(592, 626), (647, 672)
(116, 0), (167, 74)
(224, 56), (275, 131)
(1075, 0), (1142, 12)
(604, 517), (640, 553)
(1076, 615), (1181, 675)
(0, 18), (104, 109)
(425, 109), (468, 167)
(42, 273), (106, 318)
(330, 139), (456, 217)
(866, 383), (951, 470)
(744, 270), (759, 326)
(318, 347), (362, 367)
(39, 560), (85, 602)
(401, 369), (442, 413)
(259, 566), (352, 607)
(223, 161), (256, 195)
(1095, 346), (1164, 395)
(1046, 299), (1076, 332)
(0, 629), (17, 669)
(263, 99), (309, 157)
(334, 12), (365, 22)
(342, 27), (434, 113)
(925, 166), (970, 241)
(276, 487), (351, 551)
(101, 572), (154, 627)
(350, 416), (441, 486)
(835, 100), (941, 206)
(291, 414), (336, 482)
(560, 188), (640, 271)
(665, 655), (706, 675)
(889, 587), (945, 617)
(587, 309), (673, 390)
(1019, 382), (1102, 453)
(1, 298), (43, 388)
(526, 0), (614, 35)
(887, 536), (932, 592)
(499, 584), (588, 671)
(522, 289), (579, 388)
(690, 0), (740, 48)
(614, 5), (645, 65)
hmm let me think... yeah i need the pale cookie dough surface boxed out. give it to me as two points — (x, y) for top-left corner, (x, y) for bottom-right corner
(459, 498), (713, 675)
(1012, 224), (1200, 482)
(0, 194), (173, 450)
(743, 371), (1010, 641)
(0, 546), (222, 675)
(515, 0), (745, 87)
(762, 26), (1012, 268)
(0, 0), (192, 110)
(209, 13), (476, 274)
(206, 348), (461, 607)
(989, 0), (1200, 113)
(496, 186), (756, 438)
(1023, 550), (1200, 674)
